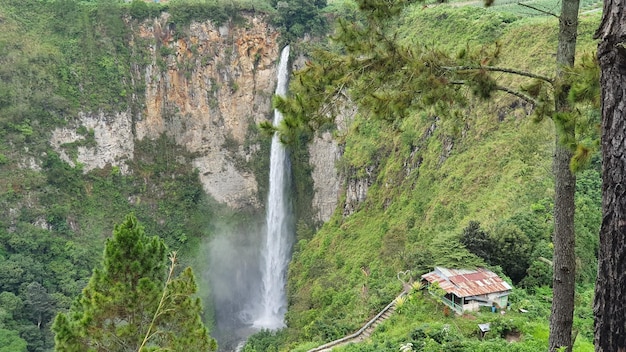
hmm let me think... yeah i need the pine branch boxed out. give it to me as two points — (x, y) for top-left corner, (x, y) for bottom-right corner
(450, 80), (538, 105)
(144, 329), (168, 347)
(100, 331), (126, 352)
(494, 85), (538, 105)
(443, 65), (554, 84)
(95, 340), (114, 352)
(320, 82), (348, 114)
(138, 251), (177, 352)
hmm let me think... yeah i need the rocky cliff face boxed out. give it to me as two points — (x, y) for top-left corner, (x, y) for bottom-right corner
(309, 131), (341, 222)
(135, 13), (280, 209)
(50, 111), (135, 174)
(50, 13), (341, 218)
(51, 13), (277, 209)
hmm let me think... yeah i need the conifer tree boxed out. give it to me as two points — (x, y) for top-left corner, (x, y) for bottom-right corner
(593, 0), (626, 349)
(273, 0), (585, 350)
(52, 214), (217, 352)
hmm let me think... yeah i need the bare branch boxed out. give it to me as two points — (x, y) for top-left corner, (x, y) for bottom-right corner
(517, 2), (559, 18)
(138, 251), (178, 351)
(494, 85), (538, 106)
(450, 80), (538, 105)
(443, 65), (554, 84)
(538, 256), (554, 266)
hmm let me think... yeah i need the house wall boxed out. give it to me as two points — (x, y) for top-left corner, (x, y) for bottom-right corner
(463, 301), (480, 312)
(486, 292), (510, 308)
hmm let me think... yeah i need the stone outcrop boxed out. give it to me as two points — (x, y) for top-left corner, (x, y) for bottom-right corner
(343, 166), (375, 216)
(309, 104), (357, 221)
(309, 131), (341, 222)
(50, 111), (134, 174)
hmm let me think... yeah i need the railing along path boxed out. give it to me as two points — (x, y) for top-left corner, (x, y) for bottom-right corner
(306, 290), (407, 352)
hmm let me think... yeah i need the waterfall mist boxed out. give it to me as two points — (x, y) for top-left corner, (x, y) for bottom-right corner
(205, 224), (265, 350)
(205, 46), (294, 350)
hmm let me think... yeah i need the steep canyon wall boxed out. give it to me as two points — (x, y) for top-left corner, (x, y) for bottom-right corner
(49, 13), (342, 219)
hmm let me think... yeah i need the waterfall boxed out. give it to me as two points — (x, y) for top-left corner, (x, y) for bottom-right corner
(252, 45), (293, 330)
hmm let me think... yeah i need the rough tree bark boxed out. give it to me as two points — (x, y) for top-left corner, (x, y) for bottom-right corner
(549, 0), (580, 350)
(551, 140), (577, 352)
(593, 0), (626, 350)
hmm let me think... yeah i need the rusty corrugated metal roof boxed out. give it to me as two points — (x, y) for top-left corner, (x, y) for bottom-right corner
(421, 267), (512, 298)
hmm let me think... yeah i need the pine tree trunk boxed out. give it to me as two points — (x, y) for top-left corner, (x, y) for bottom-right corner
(593, 0), (626, 349)
(550, 141), (576, 352)
(549, 0), (580, 350)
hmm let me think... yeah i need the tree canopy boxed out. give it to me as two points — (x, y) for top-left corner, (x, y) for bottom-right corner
(52, 214), (217, 352)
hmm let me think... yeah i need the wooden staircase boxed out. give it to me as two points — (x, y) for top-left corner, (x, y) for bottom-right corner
(306, 291), (407, 352)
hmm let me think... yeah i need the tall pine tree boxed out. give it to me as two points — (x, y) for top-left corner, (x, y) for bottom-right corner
(52, 214), (217, 352)
(593, 0), (626, 349)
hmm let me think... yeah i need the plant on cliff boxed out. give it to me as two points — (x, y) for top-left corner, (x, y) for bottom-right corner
(272, 0), (328, 42)
(52, 214), (217, 352)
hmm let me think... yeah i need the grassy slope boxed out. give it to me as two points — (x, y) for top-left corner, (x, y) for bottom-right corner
(283, 5), (601, 351)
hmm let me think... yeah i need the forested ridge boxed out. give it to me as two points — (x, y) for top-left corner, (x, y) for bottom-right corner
(0, 0), (607, 351)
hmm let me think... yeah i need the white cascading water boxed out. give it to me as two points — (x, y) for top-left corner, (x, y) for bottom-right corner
(252, 45), (293, 330)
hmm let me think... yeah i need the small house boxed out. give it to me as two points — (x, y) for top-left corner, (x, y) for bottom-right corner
(421, 267), (512, 314)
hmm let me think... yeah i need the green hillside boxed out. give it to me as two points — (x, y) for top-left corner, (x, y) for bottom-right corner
(0, 0), (602, 351)
(247, 3), (602, 351)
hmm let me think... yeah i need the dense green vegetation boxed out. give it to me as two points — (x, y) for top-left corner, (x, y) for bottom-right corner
(245, 2), (602, 351)
(52, 214), (217, 351)
(0, 0), (603, 351)
(321, 286), (594, 352)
